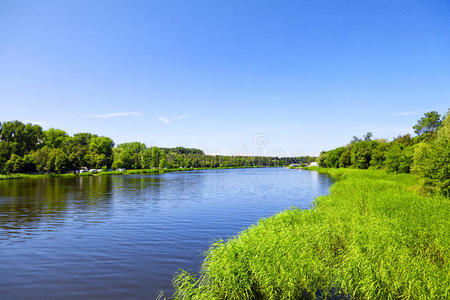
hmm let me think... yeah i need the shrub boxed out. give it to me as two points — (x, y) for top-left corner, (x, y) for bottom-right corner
(413, 113), (449, 196)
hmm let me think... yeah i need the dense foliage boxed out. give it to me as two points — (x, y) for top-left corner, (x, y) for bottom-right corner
(0, 121), (310, 174)
(317, 110), (449, 195)
(172, 169), (449, 299)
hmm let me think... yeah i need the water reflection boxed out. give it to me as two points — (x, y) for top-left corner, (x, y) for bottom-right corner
(0, 176), (112, 239)
(0, 174), (208, 240)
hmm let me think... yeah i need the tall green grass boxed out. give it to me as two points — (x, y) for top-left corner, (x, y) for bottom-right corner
(172, 168), (449, 299)
(0, 174), (27, 180)
(0, 173), (78, 180)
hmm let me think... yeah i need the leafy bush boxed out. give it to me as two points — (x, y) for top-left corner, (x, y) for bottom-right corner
(413, 113), (449, 196)
(384, 143), (414, 173)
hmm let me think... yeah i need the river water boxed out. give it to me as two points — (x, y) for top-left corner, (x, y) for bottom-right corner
(0, 168), (333, 299)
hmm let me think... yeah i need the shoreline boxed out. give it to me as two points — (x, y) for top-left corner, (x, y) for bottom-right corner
(0, 165), (280, 181)
(172, 168), (448, 299)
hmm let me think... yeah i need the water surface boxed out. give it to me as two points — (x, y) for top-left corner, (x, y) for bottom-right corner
(0, 168), (333, 299)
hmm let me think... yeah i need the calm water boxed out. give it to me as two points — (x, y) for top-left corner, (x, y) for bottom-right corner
(0, 168), (333, 299)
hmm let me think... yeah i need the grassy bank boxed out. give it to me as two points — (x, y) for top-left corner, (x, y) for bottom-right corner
(0, 165), (275, 181)
(172, 168), (449, 299)
(0, 172), (80, 180)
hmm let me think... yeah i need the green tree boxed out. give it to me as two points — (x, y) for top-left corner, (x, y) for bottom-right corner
(113, 142), (145, 169)
(0, 142), (11, 173)
(369, 141), (389, 169)
(43, 128), (69, 148)
(413, 112), (449, 195)
(324, 147), (345, 168)
(364, 132), (373, 141)
(413, 111), (442, 136)
(351, 136), (362, 144)
(4, 154), (24, 173)
(0, 121), (43, 156)
(32, 146), (52, 172)
(393, 134), (413, 147)
(338, 147), (351, 168)
(317, 151), (328, 167)
(68, 152), (81, 171)
(89, 154), (109, 169)
(22, 154), (36, 173)
(88, 136), (114, 168)
(350, 141), (375, 169)
(385, 143), (414, 173)
(150, 147), (163, 168)
(159, 156), (168, 168)
(112, 147), (129, 169)
(67, 133), (96, 168)
(52, 149), (70, 173)
(140, 148), (152, 169)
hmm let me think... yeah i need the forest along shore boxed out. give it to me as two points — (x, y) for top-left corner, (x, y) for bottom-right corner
(0, 120), (316, 178)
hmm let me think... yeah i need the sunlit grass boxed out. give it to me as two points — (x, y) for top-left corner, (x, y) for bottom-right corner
(172, 168), (449, 299)
(0, 174), (26, 180)
(0, 173), (78, 180)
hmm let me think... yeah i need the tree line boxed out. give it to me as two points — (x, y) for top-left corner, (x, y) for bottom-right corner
(317, 110), (449, 195)
(0, 121), (312, 174)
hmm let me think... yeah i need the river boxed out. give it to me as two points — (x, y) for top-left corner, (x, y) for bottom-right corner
(0, 168), (333, 299)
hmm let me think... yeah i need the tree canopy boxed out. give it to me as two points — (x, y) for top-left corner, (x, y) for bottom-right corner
(317, 110), (449, 195)
(0, 120), (310, 174)
(413, 111), (442, 136)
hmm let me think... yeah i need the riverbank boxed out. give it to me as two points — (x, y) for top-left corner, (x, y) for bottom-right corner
(0, 165), (276, 181)
(172, 168), (449, 299)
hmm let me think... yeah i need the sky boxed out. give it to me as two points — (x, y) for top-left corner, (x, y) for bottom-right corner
(0, 0), (449, 156)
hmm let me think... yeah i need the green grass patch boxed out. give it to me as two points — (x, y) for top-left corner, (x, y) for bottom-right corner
(172, 168), (449, 299)
(0, 173), (27, 180)
(78, 172), (94, 177)
(0, 173), (77, 180)
(96, 170), (125, 176)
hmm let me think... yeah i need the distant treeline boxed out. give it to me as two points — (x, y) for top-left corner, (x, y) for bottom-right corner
(317, 110), (449, 195)
(0, 121), (314, 174)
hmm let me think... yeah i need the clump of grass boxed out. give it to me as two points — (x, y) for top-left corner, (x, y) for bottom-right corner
(0, 174), (25, 180)
(172, 168), (449, 299)
(0, 173), (74, 180)
(78, 172), (94, 177)
(125, 169), (163, 174)
(96, 170), (125, 176)
(58, 173), (77, 177)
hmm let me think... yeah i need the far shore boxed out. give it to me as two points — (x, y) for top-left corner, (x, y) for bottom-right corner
(0, 165), (281, 181)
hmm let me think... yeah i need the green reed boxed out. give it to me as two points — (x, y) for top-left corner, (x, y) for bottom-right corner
(172, 168), (449, 299)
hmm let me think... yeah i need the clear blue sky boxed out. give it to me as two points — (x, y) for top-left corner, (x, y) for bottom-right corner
(1, 0), (449, 156)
